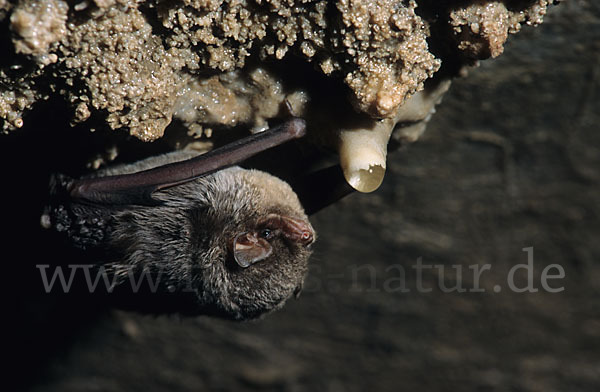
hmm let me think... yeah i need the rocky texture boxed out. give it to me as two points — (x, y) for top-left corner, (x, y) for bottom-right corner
(0, 0), (557, 140)
(332, 0), (440, 117)
(0, 0), (562, 193)
(58, 4), (178, 140)
(449, 0), (555, 60)
(10, 0), (68, 62)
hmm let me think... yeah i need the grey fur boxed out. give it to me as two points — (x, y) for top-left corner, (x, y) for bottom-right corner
(43, 151), (315, 320)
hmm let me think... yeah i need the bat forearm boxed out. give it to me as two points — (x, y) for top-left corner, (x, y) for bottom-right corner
(68, 118), (307, 204)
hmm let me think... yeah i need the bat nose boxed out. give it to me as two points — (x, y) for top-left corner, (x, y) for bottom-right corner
(262, 214), (316, 247)
(300, 227), (315, 247)
(282, 216), (315, 247)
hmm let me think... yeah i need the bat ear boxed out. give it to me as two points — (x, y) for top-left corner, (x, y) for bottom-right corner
(233, 232), (273, 268)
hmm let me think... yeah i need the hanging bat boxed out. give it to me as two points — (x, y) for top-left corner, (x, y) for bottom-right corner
(41, 119), (320, 320)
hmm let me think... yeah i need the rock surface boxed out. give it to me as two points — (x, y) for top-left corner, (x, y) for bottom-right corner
(1, 0), (557, 139)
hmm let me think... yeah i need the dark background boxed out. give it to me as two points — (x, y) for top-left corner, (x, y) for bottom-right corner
(4, 1), (599, 391)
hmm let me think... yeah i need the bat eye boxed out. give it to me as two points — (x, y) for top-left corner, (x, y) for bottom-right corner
(260, 228), (274, 240)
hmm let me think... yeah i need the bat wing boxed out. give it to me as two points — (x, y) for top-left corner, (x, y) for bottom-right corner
(66, 118), (307, 206)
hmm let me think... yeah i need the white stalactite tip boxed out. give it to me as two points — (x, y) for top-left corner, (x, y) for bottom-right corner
(338, 120), (394, 193)
(337, 80), (452, 193)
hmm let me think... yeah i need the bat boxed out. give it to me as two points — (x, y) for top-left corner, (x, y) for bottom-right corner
(41, 119), (317, 320)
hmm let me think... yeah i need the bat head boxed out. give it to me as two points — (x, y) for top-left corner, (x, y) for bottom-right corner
(177, 167), (316, 320)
